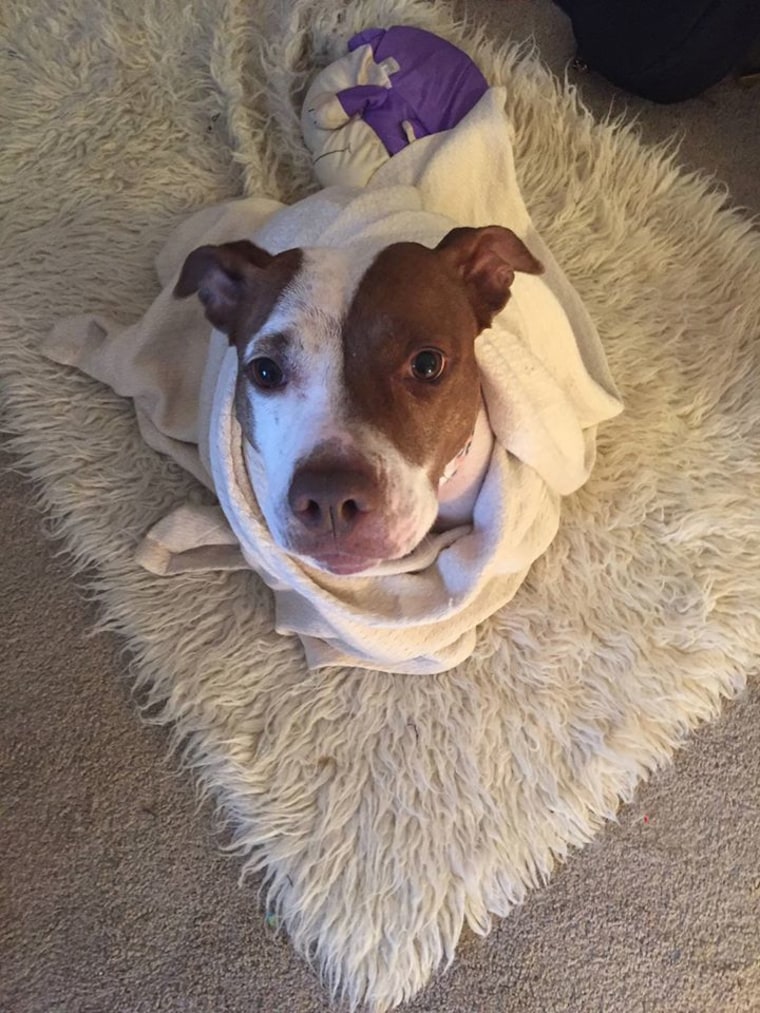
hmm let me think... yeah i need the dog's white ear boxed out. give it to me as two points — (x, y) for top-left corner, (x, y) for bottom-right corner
(173, 241), (276, 333)
(437, 226), (543, 330)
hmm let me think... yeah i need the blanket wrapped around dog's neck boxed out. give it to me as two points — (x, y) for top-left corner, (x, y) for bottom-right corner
(45, 89), (622, 674)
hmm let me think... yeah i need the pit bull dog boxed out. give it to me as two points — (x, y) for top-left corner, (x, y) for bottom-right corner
(174, 226), (542, 576)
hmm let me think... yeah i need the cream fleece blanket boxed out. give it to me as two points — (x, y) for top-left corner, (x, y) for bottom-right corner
(46, 89), (621, 674)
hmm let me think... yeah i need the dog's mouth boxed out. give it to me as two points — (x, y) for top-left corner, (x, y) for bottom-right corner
(304, 551), (381, 576)
(290, 525), (430, 575)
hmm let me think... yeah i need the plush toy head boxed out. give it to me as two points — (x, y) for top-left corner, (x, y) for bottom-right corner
(301, 26), (488, 188)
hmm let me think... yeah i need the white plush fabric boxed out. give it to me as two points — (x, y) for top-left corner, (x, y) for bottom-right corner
(301, 42), (392, 187)
(47, 89), (621, 674)
(2, 0), (759, 1009)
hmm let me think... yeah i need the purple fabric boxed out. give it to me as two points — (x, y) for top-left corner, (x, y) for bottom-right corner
(337, 26), (488, 156)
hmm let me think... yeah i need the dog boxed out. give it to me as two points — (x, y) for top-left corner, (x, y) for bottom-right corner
(174, 226), (542, 576)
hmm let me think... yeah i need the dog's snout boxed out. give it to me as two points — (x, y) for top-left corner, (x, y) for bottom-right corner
(288, 465), (378, 535)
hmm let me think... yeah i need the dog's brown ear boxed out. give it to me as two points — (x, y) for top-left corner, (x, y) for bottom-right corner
(437, 226), (543, 330)
(173, 240), (276, 333)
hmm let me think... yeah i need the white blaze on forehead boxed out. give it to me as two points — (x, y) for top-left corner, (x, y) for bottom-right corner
(239, 244), (376, 363)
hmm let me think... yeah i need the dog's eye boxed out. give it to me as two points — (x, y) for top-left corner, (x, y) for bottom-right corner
(410, 348), (446, 382)
(247, 357), (285, 390)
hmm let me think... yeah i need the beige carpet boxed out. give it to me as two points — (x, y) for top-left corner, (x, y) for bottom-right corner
(3, 1), (760, 1011)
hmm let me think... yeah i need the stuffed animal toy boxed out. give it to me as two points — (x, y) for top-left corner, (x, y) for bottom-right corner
(301, 26), (489, 188)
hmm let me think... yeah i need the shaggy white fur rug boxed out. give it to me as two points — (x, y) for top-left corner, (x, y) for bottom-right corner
(2, 0), (759, 1009)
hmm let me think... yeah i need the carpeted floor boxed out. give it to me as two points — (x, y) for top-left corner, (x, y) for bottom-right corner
(3, 2), (760, 1012)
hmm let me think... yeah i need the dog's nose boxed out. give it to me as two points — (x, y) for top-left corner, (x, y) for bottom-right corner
(288, 465), (378, 535)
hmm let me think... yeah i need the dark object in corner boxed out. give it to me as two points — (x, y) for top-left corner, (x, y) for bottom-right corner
(554, 0), (760, 102)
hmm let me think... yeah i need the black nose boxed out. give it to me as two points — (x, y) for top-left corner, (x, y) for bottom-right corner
(288, 465), (378, 535)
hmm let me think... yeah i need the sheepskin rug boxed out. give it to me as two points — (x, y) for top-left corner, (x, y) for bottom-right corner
(2, 0), (759, 1008)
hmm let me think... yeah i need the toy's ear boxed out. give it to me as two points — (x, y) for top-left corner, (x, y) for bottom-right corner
(437, 226), (543, 329)
(174, 241), (277, 334)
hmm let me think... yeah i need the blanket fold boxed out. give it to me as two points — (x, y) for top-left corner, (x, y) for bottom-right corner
(43, 88), (622, 674)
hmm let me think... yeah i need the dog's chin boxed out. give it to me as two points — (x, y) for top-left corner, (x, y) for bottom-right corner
(306, 552), (381, 576)
(293, 525), (434, 576)
(279, 500), (439, 577)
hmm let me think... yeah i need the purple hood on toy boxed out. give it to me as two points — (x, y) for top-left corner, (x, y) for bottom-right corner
(336, 26), (489, 156)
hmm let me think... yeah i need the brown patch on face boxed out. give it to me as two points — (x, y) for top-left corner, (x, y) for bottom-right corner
(342, 243), (483, 482)
(174, 242), (303, 449)
(228, 253), (303, 450)
(226, 251), (303, 350)
(174, 241), (303, 351)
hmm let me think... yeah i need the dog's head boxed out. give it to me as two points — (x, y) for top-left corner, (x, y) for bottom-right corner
(175, 227), (542, 574)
